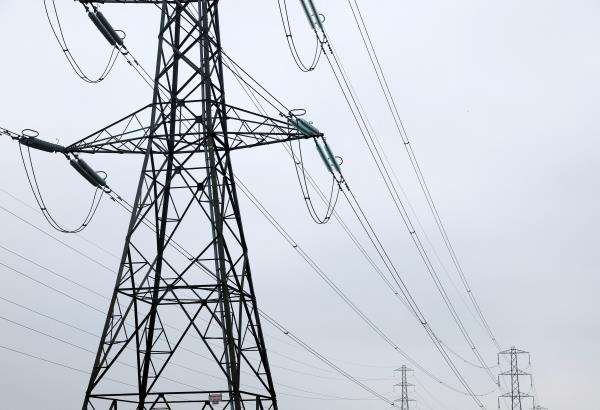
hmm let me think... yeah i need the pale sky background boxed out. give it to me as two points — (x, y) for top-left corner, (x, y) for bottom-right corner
(0, 1), (598, 409)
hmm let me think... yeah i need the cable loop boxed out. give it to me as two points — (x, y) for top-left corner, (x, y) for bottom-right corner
(19, 144), (104, 233)
(277, 0), (323, 72)
(21, 129), (40, 139)
(43, 0), (120, 84)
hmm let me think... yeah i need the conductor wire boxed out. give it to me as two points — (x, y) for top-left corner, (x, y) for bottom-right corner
(277, 0), (323, 71)
(43, 0), (119, 83)
(18, 142), (104, 233)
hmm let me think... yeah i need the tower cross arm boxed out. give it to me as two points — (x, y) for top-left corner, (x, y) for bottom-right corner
(78, 1), (190, 4)
(64, 102), (320, 155)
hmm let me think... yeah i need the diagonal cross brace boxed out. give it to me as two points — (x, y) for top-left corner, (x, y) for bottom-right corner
(65, 102), (320, 155)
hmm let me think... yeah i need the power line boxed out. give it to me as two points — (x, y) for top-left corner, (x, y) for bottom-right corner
(1, 177), (494, 405)
(300, 0), (498, 390)
(0, 1), (524, 408)
(0, 196), (393, 403)
(236, 176), (493, 399)
(0, 344), (134, 387)
(276, 0), (322, 72)
(43, 0), (119, 83)
(4, 59), (488, 409)
(331, 41), (497, 380)
(0, 243), (107, 300)
(0, 189), (371, 378)
(11, 2), (492, 404)
(260, 309), (396, 406)
(344, 0), (502, 353)
(227, 50), (496, 402)
(18, 143), (105, 234)
(0, 267), (392, 403)
(10, 16), (488, 398)
(0, 290), (386, 386)
(0, 338), (385, 403)
(61, 16), (464, 395)
(0, 204), (113, 272)
(99, 22), (488, 392)
(2, 169), (469, 402)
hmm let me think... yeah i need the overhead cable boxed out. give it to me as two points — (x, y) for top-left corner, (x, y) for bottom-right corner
(277, 0), (323, 72)
(302, 0), (497, 387)
(345, 0), (502, 352)
(228, 47), (495, 401)
(0, 195), (391, 401)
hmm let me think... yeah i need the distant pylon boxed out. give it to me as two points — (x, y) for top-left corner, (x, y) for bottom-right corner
(498, 347), (533, 410)
(394, 365), (416, 410)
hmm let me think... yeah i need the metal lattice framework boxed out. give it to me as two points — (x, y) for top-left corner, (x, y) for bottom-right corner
(72, 0), (321, 409)
(394, 365), (415, 410)
(498, 347), (533, 410)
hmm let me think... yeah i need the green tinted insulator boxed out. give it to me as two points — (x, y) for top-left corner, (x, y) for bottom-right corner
(288, 117), (304, 134)
(287, 117), (299, 132)
(323, 141), (341, 173)
(299, 0), (316, 30)
(290, 117), (320, 137)
(307, 0), (325, 33)
(299, 118), (319, 135)
(315, 141), (333, 173)
(70, 159), (100, 187)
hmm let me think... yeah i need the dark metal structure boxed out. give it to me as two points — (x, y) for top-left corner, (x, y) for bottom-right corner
(71, 0), (320, 408)
(498, 347), (533, 410)
(394, 365), (415, 410)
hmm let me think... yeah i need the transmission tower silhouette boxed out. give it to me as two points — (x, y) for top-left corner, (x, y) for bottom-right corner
(41, 0), (325, 408)
(394, 365), (415, 410)
(498, 347), (533, 410)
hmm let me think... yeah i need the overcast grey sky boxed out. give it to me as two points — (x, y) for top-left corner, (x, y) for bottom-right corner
(0, 1), (598, 409)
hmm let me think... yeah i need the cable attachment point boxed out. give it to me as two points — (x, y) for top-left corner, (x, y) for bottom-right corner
(69, 157), (107, 189)
(314, 139), (333, 173)
(278, 0), (323, 71)
(314, 138), (342, 176)
(322, 139), (341, 174)
(18, 130), (65, 154)
(44, 0), (120, 83)
(288, 115), (321, 137)
(301, 0), (325, 32)
(288, 108), (307, 117)
(88, 10), (124, 47)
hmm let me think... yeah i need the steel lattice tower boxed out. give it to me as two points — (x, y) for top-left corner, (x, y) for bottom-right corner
(394, 365), (415, 410)
(498, 347), (533, 410)
(70, 1), (319, 408)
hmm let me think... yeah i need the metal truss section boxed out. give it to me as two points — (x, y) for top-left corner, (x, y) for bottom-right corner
(66, 103), (316, 155)
(498, 347), (533, 410)
(80, 1), (298, 409)
(394, 365), (415, 410)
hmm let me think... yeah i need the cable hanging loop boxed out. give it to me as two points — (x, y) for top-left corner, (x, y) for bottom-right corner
(286, 114), (343, 224)
(44, 0), (123, 84)
(9, 127), (109, 233)
(277, 0), (323, 72)
(18, 143), (106, 234)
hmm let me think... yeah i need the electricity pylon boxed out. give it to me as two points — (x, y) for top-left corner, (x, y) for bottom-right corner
(65, 1), (320, 408)
(394, 365), (415, 410)
(498, 347), (533, 410)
